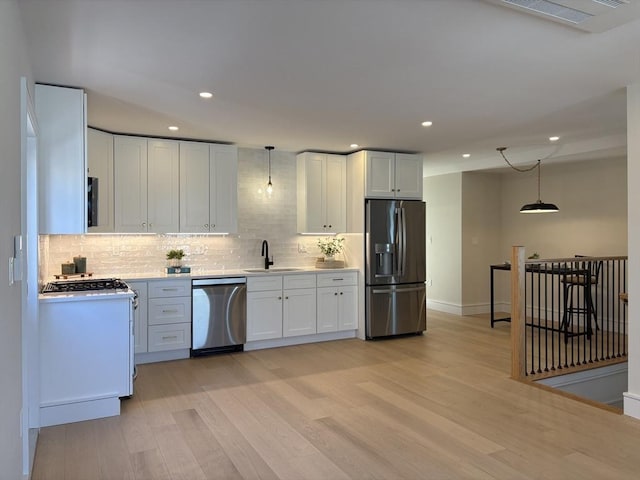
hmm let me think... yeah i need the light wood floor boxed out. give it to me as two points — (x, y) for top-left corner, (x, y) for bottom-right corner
(31, 310), (640, 480)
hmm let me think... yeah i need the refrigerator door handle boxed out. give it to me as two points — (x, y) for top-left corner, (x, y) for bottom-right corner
(394, 207), (401, 275)
(371, 285), (425, 294)
(399, 207), (407, 277)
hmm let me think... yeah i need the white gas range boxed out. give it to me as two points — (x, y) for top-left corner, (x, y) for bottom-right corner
(39, 277), (136, 426)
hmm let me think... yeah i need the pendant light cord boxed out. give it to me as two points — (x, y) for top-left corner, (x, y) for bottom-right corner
(497, 147), (538, 173)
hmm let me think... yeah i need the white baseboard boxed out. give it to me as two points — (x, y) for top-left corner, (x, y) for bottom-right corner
(426, 299), (463, 315)
(135, 348), (190, 364)
(623, 391), (640, 419)
(245, 330), (357, 351)
(40, 394), (120, 427)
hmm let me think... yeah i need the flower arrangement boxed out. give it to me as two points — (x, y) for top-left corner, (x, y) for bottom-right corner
(317, 236), (345, 258)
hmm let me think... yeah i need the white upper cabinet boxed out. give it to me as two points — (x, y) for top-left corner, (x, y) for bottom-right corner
(114, 137), (179, 233)
(87, 128), (114, 233)
(297, 152), (346, 233)
(365, 151), (423, 199)
(114, 136), (148, 232)
(147, 140), (179, 233)
(179, 142), (238, 233)
(35, 84), (87, 234)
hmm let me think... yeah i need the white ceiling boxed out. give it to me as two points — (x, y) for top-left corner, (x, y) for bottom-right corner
(18, 0), (640, 175)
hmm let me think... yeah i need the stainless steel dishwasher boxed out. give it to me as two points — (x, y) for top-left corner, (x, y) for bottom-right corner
(191, 277), (247, 356)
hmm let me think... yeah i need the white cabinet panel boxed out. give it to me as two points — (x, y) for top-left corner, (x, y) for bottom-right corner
(180, 142), (238, 233)
(36, 84), (87, 234)
(338, 285), (358, 330)
(247, 290), (283, 341)
(317, 287), (339, 333)
(364, 151), (423, 199)
(297, 152), (346, 233)
(283, 287), (316, 337)
(148, 297), (191, 326)
(394, 153), (423, 199)
(148, 323), (191, 352)
(147, 140), (179, 233)
(87, 128), (114, 232)
(114, 136), (148, 232)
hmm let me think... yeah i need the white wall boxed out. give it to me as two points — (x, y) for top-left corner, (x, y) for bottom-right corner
(0, 1), (32, 478)
(461, 172), (502, 313)
(624, 83), (640, 419)
(43, 147), (339, 277)
(499, 156), (627, 260)
(423, 173), (462, 313)
(425, 156), (627, 314)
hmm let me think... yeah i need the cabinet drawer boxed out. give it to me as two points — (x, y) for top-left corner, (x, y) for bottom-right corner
(148, 297), (191, 325)
(148, 323), (191, 352)
(247, 275), (283, 292)
(317, 271), (358, 288)
(148, 279), (191, 298)
(283, 274), (316, 290)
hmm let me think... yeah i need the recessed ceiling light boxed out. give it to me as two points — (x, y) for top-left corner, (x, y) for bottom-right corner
(199, 92), (213, 99)
(549, 136), (560, 141)
(350, 144), (359, 148)
(421, 121), (433, 127)
(168, 126), (179, 131)
(462, 153), (471, 158)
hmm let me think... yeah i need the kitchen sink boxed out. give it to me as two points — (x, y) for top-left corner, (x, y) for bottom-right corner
(243, 268), (302, 273)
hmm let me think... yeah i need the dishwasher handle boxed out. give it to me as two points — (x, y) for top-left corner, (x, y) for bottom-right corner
(193, 277), (247, 287)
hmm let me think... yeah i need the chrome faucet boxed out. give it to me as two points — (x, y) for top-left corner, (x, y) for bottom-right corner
(261, 240), (274, 270)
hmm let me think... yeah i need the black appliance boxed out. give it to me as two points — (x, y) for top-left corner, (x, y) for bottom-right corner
(87, 176), (99, 227)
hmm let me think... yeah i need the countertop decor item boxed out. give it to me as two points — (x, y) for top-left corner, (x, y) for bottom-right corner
(316, 236), (345, 268)
(497, 147), (559, 214)
(166, 249), (188, 273)
(73, 255), (87, 273)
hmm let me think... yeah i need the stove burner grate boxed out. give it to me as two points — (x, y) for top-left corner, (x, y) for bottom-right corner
(42, 278), (129, 293)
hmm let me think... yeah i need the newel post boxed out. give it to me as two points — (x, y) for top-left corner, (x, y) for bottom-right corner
(511, 246), (526, 379)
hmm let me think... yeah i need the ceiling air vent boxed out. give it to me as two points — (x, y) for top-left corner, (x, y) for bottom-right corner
(485, 0), (638, 32)
(503, 0), (593, 24)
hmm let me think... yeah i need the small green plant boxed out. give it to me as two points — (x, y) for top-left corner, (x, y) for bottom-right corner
(317, 236), (345, 257)
(166, 249), (185, 260)
(528, 252), (540, 259)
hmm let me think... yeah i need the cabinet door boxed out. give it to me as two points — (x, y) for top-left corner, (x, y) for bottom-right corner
(147, 140), (179, 233)
(283, 288), (317, 337)
(179, 141), (211, 233)
(302, 153), (326, 233)
(36, 84), (87, 234)
(210, 144), (238, 233)
(87, 128), (114, 232)
(324, 154), (346, 233)
(128, 281), (148, 354)
(394, 153), (423, 199)
(114, 136), (148, 232)
(247, 290), (282, 341)
(317, 287), (339, 333)
(338, 285), (358, 330)
(365, 151), (395, 198)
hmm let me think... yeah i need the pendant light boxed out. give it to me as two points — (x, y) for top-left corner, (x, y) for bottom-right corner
(497, 147), (559, 214)
(265, 145), (274, 195)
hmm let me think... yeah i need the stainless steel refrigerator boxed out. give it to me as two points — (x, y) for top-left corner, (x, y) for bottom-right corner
(365, 199), (426, 339)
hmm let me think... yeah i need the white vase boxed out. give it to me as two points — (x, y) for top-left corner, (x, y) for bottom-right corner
(325, 255), (335, 262)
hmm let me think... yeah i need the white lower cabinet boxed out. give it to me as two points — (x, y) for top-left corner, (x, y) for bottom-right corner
(247, 276), (283, 341)
(316, 272), (359, 333)
(147, 279), (191, 352)
(283, 275), (317, 337)
(132, 279), (192, 360)
(247, 272), (357, 344)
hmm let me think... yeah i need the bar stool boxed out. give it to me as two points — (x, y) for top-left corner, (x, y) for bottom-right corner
(560, 256), (602, 344)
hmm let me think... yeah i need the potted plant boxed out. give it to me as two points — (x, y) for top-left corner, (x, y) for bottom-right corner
(166, 249), (186, 268)
(317, 236), (345, 261)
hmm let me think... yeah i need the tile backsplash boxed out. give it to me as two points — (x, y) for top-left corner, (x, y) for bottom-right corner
(41, 147), (337, 279)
